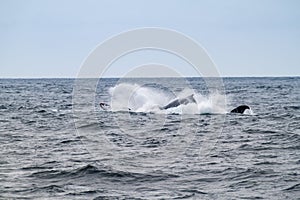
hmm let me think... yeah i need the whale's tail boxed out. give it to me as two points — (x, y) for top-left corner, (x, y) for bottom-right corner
(230, 105), (250, 114)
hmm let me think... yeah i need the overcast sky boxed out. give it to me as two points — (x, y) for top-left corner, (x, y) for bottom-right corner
(1, 0), (299, 78)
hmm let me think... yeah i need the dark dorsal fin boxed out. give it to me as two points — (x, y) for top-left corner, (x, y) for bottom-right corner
(230, 105), (250, 114)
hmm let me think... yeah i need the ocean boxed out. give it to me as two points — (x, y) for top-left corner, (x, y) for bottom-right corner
(0, 77), (299, 199)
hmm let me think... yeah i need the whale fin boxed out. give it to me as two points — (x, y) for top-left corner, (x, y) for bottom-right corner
(99, 102), (110, 110)
(230, 105), (250, 114)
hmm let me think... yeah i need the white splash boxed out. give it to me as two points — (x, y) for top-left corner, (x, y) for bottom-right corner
(108, 83), (226, 114)
(243, 108), (254, 115)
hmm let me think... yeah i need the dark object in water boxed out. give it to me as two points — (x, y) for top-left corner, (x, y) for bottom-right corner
(161, 94), (196, 110)
(99, 102), (110, 110)
(99, 94), (197, 111)
(230, 105), (250, 114)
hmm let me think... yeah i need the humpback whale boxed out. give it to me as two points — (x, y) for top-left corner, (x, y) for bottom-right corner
(99, 94), (197, 111)
(230, 105), (250, 114)
(160, 94), (196, 110)
(100, 95), (250, 114)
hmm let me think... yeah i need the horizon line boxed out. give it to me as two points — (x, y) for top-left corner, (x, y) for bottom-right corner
(0, 75), (299, 79)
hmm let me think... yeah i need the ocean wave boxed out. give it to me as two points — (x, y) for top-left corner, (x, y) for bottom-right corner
(30, 164), (179, 182)
(0, 105), (7, 109)
(283, 183), (300, 191)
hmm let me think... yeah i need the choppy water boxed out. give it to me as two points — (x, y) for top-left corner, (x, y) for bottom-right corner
(0, 77), (299, 199)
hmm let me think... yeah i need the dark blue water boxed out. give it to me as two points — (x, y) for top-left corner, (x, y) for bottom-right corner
(0, 77), (299, 199)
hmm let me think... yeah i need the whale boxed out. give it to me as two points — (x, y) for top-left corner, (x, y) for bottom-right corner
(160, 94), (196, 110)
(99, 94), (197, 111)
(230, 105), (250, 114)
(100, 96), (251, 114)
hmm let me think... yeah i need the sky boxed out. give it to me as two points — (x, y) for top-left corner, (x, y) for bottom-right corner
(0, 0), (300, 78)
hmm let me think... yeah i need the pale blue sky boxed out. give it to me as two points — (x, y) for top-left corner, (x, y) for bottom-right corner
(1, 0), (299, 77)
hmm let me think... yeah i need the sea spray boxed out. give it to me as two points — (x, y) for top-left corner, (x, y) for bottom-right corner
(108, 83), (226, 114)
(109, 83), (171, 112)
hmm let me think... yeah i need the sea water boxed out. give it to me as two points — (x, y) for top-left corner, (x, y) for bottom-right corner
(0, 77), (299, 199)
